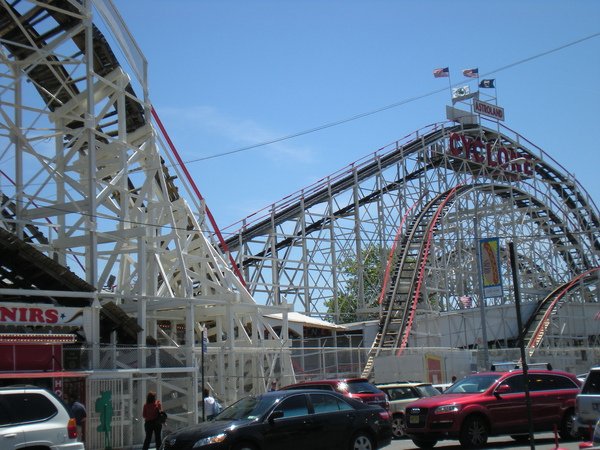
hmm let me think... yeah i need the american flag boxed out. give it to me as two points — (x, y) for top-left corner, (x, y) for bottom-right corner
(433, 67), (449, 78)
(462, 68), (479, 78)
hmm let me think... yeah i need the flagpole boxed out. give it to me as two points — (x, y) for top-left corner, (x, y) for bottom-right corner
(494, 81), (498, 105)
(447, 72), (453, 103)
(474, 71), (480, 117)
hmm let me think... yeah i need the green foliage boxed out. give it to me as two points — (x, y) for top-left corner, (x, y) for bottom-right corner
(325, 245), (391, 323)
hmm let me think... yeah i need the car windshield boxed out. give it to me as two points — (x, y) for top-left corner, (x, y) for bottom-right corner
(444, 374), (502, 394)
(416, 384), (442, 397)
(215, 395), (276, 421)
(345, 381), (381, 394)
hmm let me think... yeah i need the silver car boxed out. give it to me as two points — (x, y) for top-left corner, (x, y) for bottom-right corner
(0, 386), (85, 450)
(376, 381), (440, 439)
(573, 367), (600, 439)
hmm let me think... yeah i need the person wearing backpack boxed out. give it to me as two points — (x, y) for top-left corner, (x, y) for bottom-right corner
(142, 391), (163, 450)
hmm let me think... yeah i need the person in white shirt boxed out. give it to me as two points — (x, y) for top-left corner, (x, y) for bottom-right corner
(203, 388), (219, 420)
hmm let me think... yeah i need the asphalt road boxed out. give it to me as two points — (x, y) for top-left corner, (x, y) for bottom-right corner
(387, 432), (586, 450)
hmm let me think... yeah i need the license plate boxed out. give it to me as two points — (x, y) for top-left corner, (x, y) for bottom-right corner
(410, 415), (420, 424)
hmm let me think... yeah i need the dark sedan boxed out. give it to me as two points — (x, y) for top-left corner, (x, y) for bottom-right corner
(161, 389), (393, 450)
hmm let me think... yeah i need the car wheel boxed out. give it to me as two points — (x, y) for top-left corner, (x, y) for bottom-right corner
(232, 442), (257, 450)
(392, 414), (406, 438)
(459, 415), (489, 448)
(411, 438), (438, 449)
(559, 409), (576, 440)
(349, 432), (374, 450)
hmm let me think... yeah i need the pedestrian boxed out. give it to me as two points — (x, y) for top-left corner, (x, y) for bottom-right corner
(64, 392), (87, 442)
(142, 391), (163, 450)
(268, 381), (277, 391)
(203, 387), (219, 420)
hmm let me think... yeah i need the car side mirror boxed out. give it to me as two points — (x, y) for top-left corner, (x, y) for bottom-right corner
(268, 410), (284, 424)
(495, 384), (511, 396)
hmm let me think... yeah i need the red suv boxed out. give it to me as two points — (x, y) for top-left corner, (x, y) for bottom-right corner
(281, 378), (389, 411)
(404, 368), (581, 448)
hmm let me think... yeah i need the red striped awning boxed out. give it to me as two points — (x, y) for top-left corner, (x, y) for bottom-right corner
(0, 371), (89, 379)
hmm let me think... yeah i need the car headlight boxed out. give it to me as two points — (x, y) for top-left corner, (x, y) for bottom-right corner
(193, 433), (227, 447)
(434, 404), (461, 414)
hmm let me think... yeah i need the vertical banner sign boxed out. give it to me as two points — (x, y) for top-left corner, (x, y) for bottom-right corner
(479, 238), (503, 298)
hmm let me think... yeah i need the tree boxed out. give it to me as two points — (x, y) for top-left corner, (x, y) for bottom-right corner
(325, 245), (390, 323)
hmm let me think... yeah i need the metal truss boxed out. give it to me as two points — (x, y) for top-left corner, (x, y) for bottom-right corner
(0, 4), (599, 448)
(224, 123), (600, 357)
(0, 1), (292, 441)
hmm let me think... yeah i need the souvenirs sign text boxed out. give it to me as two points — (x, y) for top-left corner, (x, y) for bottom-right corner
(0, 303), (84, 326)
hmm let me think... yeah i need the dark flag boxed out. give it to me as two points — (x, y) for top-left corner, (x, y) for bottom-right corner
(479, 79), (495, 89)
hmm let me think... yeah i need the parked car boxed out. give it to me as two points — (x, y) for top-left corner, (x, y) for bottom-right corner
(593, 417), (600, 447)
(376, 381), (441, 438)
(573, 366), (600, 439)
(160, 389), (393, 450)
(578, 373), (589, 383)
(404, 367), (581, 448)
(432, 383), (453, 393)
(281, 378), (389, 411)
(0, 385), (84, 450)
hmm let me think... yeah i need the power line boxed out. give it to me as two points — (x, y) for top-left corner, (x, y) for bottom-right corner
(3, 32), (598, 188)
(180, 31), (600, 165)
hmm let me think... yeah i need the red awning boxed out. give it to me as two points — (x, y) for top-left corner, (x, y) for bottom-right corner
(0, 371), (89, 379)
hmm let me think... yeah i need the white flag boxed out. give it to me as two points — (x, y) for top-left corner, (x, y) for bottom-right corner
(452, 85), (477, 104)
(452, 86), (470, 99)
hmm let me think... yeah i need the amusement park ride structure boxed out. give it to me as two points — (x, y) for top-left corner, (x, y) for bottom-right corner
(0, 1), (598, 448)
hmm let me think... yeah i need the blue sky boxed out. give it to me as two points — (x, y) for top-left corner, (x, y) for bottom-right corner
(113, 0), (600, 235)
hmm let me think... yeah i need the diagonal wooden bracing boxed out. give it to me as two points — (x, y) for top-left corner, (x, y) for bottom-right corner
(524, 267), (600, 355)
(0, 4), (292, 446)
(225, 123), (599, 378)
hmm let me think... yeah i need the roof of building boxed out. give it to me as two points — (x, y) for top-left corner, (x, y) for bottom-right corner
(264, 312), (347, 331)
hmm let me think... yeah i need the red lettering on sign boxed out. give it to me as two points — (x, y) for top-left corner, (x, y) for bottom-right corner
(18, 308), (28, 321)
(471, 139), (485, 163)
(446, 133), (534, 177)
(449, 133), (463, 156)
(497, 147), (510, 166)
(0, 306), (61, 324)
(45, 309), (59, 324)
(485, 143), (497, 167)
(522, 156), (534, 175)
(0, 307), (17, 322)
(29, 308), (44, 323)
